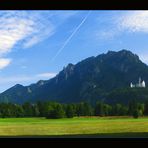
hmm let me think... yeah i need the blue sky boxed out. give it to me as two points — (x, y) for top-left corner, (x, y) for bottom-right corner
(0, 10), (148, 92)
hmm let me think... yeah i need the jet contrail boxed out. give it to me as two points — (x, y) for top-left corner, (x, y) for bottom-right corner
(51, 11), (91, 62)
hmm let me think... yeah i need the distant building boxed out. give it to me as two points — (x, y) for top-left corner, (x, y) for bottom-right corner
(130, 77), (146, 88)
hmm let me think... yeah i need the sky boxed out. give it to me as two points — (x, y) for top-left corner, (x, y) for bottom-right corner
(0, 10), (148, 92)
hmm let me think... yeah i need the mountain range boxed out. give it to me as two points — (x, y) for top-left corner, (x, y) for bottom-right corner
(1, 49), (148, 104)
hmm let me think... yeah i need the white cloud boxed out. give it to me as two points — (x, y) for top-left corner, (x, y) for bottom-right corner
(0, 75), (32, 84)
(96, 29), (118, 40)
(137, 50), (148, 64)
(0, 72), (57, 92)
(95, 11), (148, 41)
(0, 58), (11, 69)
(0, 11), (54, 53)
(36, 72), (57, 78)
(21, 66), (27, 69)
(0, 11), (78, 69)
(0, 72), (57, 85)
(118, 11), (148, 33)
(0, 19), (34, 55)
(23, 36), (42, 49)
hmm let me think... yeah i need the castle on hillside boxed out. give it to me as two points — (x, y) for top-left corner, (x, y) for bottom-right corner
(130, 77), (146, 88)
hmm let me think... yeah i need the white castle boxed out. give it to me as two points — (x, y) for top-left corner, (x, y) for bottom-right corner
(130, 77), (146, 88)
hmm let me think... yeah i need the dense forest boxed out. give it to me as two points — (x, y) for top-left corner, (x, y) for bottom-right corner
(0, 100), (147, 119)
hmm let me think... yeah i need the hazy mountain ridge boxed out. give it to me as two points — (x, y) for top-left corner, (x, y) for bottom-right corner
(0, 49), (148, 104)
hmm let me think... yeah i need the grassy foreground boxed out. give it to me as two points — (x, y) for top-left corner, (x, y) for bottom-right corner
(0, 117), (148, 137)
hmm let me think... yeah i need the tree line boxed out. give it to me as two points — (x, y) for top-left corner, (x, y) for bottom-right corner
(0, 100), (148, 118)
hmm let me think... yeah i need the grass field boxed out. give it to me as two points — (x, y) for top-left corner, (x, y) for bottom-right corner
(0, 116), (148, 137)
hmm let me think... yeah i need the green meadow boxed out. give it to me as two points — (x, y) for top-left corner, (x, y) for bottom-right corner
(0, 117), (148, 137)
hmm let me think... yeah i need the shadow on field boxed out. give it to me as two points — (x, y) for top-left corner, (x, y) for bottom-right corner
(1, 132), (148, 138)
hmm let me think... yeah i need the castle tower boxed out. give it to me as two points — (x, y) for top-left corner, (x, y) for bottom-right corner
(142, 80), (146, 87)
(139, 77), (142, 87)
(130, 82), (133, 88)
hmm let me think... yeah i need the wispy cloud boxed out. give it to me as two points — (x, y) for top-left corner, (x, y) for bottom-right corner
(0, 58), (11, 69)
(118, 11), (148, 33)
(96, 29), (118, 41)
(0, 75), (32, 84)
(36, 72), (57, 78)
(138, 54), (148, 64)
(95, 11), (148, 41)
(0, 11), (55, 52)
(0, 72), (57, 85)
(0, 72), (57, 92)
(0, 10), (78, 69)
(21, 66), (27, 69)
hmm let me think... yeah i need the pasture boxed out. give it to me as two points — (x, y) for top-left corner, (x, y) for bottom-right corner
(0, 117), (148, 137)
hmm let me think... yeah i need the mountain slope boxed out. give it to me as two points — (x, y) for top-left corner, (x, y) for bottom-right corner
(0, 49), (148, 104)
